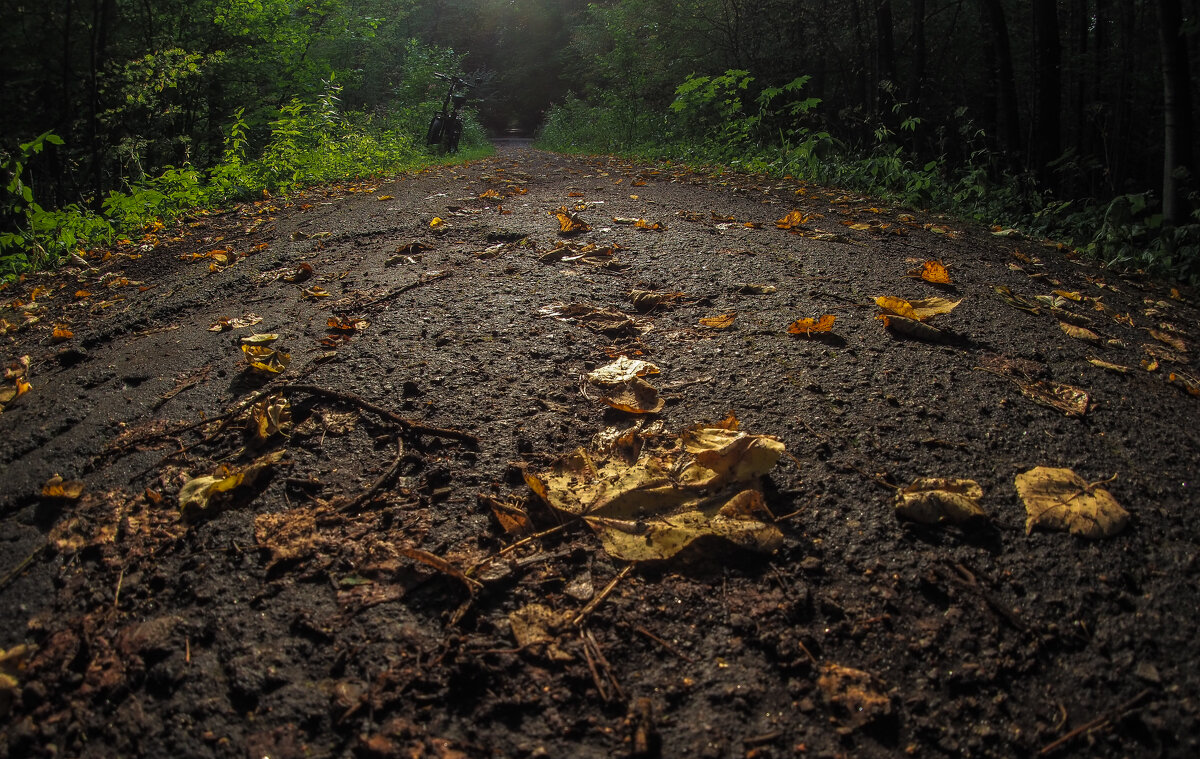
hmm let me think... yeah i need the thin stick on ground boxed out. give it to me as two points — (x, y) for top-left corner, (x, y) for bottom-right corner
(634, 624), (695, 663)
(282, 384), (478, 444)
(341, 436), (409, 512)
(465, 522), (571, 577)
(1038, 689), (1153, 755)
(573, 564), (634, 627)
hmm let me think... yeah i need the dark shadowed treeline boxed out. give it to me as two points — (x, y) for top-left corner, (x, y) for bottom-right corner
(536, 0), (1200, 279)
(2, 1), (1199, 279)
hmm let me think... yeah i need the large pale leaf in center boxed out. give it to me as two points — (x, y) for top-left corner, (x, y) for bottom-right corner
(525, 420), (785, 561)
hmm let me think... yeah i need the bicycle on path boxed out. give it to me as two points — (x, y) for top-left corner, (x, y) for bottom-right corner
(426, 73), (473, 153)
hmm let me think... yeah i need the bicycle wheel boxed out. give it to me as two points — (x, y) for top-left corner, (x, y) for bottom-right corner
(426, 115), (444, 145)
(445, 119), (463, 152)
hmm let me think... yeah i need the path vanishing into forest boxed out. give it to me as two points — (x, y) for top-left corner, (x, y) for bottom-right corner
(2, 140), (1200, 758)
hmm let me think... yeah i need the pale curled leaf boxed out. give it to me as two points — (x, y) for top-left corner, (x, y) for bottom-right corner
(179, 450), (285, 524)
(1060, 322), (1102, 344)
(525, 421), (785, 561)
(895, 478), (986, 525)
(1019, 380), (1088, 417)
(878, 314), (946, 342)
(587, 356), (660, 385)
(597, 376), (664, 414)
(1015, 466), (1128, 538)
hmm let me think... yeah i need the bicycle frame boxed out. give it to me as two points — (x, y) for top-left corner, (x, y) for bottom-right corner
(426, 73), (472, 153)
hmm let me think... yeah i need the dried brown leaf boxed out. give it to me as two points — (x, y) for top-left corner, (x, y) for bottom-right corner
(1015, 466), (1128, 538)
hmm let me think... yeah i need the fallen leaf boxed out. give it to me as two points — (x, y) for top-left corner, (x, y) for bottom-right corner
(1087, 357), (1130, 373)
(878, 314), (946, 342)
(1021, 379), (1089, 416)
(327, 316), (368, 332)
(282, 263), (313, 283)
(429, 217), (445, 228)
(242, 344), (291, 374)
(1053, 289), (1084, 302)
(629, 289), (684, 311)
(787, 314), (836, 336)
(396, 242), (433, 255)
(240, 333), (280, 347)
(525, 419), (785, 561)
(478, 189), (503, 200)
(909, 260), (952, 284)
(818, 664), (892, 727)
(208, 314), (263, 332)
(250, 394), (292, 443)
(1015, 466), (1129, 538)
(179, 450), (285, 524)
(993, 285), (1040, 314)
(552, 206), (591, 235)
(775, 210), (811, 229)
(42, 474), (85, 500)
(737, 283), (776, 294)
(596, 376), (665, 414)
(895, 478), (986, 525)
(0, 355), (32, 411)
(548, 304), (647, 337)
(699, 312), (736, 329)
(1149, 329), (1188, 353)
(509, 604), (574, 660)
(376, 195), (394, 201)
(0, 645), (32, 718)
(303, 286), (331, 299)
(587, 356), (660, 384)
(52, 324), (73, 342)
(483, 495), (531, 535)
(1060, 322), (1103, 344)
(1168, 370), (1200, 397)
(875, 296), (961, 321)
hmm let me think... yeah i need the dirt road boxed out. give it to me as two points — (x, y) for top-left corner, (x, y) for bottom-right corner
(2, 140), (1199, 757)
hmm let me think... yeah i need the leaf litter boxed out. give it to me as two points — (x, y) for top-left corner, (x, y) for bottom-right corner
(524, 414), (785, 561)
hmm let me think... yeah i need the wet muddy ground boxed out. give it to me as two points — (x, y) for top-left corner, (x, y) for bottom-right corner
(2, 139), (1199, 758)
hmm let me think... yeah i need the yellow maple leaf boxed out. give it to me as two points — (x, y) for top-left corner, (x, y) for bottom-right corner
(787, 314), (836, 335)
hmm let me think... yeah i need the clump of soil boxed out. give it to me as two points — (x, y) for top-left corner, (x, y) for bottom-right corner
(1, 140), (1199, 758)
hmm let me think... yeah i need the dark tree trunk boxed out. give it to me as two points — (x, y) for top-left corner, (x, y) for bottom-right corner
(1158, 0), (1195, 224)
(850, 0), (869, 113)
(981, 0), (1021, 169)
(907, 0), (926, 113)
(1033, 0), (1062, 186)
(875, 0), (896, 91)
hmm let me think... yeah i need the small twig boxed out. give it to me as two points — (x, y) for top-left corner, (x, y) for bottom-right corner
(840, 461), (901, 491)
(282, 384), (478, 444)
(582, 629), (625, 701)
(796, 638), (819, 665)
(573, 564), (634, 627)
(634, 624), (695, 663)
(581, 632), (610, 701)
(113, 567), (125, 611)
(465, 522), (571, 577)
(358, 270), (452, 310)
(341, 436), (408, 512)
(1038, 689), (1153, 755)
(0, 543), (45, 591)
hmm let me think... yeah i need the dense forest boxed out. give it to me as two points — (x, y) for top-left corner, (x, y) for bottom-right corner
(3, 1), (1199, 280)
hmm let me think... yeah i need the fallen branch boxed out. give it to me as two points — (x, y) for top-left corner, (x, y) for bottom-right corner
(282, 384), (478, 444)
(1038, 689), (1153, 755)
(357, 269), (452, 310)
